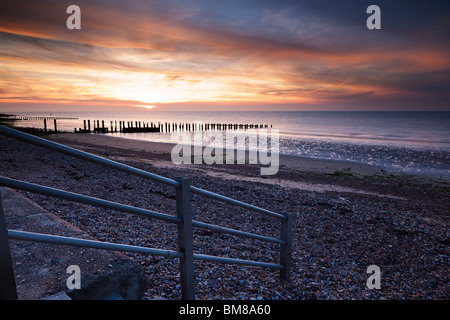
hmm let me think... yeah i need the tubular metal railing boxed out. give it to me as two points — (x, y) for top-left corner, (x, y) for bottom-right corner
(0, 125), (292, 300)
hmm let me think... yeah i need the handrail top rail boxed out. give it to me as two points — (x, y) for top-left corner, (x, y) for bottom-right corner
(0, 125), (286, 220)
(0, 125), (179, 188)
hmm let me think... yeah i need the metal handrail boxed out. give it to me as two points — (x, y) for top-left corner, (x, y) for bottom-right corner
(192, 220), (285, 245)
(0, 125), (179, 188)
(7, 229), (184, 258)
(0, 176), (180, 224)
(0, 176), (285, 245)
(0, 125), (293, 300)
(190, 186), (286, 220)
(0, 125), (285, 220)
(7, 230), (283, 270)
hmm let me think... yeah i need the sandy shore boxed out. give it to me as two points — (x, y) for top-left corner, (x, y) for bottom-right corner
(51, 133), (390, 174)
(49, 133), (442, 198)
(1, 132), (448, 300)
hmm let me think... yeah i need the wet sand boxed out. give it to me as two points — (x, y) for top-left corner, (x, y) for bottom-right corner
(48, 133), (443, 199)
(51, 132), (400, 176)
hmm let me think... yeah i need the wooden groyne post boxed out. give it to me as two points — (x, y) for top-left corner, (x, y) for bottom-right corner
(74, 119), (272, 134)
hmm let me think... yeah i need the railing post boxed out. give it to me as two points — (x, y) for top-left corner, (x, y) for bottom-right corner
(0, 190), (18, 300)
(175, 177), (195, 300)
(280, 211), (293, 282)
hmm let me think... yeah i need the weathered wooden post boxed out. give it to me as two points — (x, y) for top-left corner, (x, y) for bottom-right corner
(280, 211), (293, 281)
(54, 119), (57, 133)
(175, 177), (195, 300)
(0, 192), (18, 300)
(43, 119), (47, 133)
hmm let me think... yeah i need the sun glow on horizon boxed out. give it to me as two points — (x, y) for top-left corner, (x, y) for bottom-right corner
(136, 105), (157, 110)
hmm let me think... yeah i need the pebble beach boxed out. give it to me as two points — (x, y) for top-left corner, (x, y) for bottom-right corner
(0, 132), (448, 300)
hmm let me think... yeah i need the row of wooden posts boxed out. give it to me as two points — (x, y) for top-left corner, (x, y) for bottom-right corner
(2, 115), (273, 135)
(1, 116), (78, 121)
(74, 120), (272, 134)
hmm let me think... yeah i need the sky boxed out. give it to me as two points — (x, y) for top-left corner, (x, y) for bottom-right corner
(0, 0), (449, 112)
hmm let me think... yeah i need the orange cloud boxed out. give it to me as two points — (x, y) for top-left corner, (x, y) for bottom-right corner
(0, 0), (449, 111)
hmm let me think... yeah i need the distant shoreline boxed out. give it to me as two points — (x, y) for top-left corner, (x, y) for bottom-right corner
(3, 111), (449, 181)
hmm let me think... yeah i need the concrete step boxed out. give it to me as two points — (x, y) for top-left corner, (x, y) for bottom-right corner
(1, 187), (146, 300)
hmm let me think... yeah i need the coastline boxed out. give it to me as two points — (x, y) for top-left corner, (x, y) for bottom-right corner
(1, 131), (448, 300)
(44, 132), (449, 201)
(50, 132), (449, 181)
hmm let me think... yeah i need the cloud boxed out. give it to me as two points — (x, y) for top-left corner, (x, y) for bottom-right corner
(0, 0), (449, 110)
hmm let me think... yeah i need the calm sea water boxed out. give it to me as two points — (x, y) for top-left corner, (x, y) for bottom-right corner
(10, 111), (450, 179)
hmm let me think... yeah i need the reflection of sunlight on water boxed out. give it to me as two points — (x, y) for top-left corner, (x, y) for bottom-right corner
(110, 129), (281, 153)
(279, 134), (450, 179)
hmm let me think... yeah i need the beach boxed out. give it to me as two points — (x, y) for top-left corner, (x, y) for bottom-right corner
(2, 0), (450, 304)
(0, 132), (448, 300)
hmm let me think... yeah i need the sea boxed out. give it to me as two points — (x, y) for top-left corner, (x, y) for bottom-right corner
(8, 111), (450, 180)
